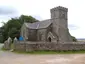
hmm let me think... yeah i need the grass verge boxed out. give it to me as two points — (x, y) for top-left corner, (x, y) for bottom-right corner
(1, 47), (9, 51)
(12, 50), (85, 54)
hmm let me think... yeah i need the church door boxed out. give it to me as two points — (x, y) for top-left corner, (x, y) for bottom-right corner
(48, 37), (51, 42)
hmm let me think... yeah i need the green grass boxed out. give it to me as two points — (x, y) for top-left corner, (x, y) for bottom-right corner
(12, 50), (85, 54)
(11, 43), (14, 49)
(1, 47), (9, 51)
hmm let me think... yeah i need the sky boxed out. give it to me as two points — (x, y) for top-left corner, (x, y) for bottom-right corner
(0, 0), (85, 39)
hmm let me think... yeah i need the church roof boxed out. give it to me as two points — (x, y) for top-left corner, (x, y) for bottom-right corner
(25, 19), (52, 29)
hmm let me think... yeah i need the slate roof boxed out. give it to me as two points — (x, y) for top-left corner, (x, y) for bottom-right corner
(25, 19), (52, 29)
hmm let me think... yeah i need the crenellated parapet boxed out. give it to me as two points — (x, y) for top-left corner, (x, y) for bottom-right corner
(50, 6), (68, 12)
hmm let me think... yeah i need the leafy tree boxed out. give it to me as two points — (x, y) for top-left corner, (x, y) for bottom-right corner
(8, 28), (20, 39)
(0, 15), (39, 43)
(0, 27), (4, 43)
(19, 15), (38, 24)
(0, 35), (4, 43)
(71, 36), (77, 42)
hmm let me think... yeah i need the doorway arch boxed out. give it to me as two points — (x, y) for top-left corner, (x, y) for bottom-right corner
(48, 37), (51, 42)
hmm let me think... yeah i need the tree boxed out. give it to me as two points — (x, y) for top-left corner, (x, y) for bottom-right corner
(71, 36), (77, 42)
(0, 15), (39, 43)
(0, 35), (4, 43)
(8, 28), (20, 39)
(19, 15), (38, 24)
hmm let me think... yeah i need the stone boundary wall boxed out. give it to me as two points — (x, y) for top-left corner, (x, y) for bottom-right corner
(13, 42), (85, 52)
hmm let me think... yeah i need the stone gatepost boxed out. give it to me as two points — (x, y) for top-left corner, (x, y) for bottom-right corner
(4, 40), (8, 49)
(13, 37), (18, 50)
(4, 37), (12, 50)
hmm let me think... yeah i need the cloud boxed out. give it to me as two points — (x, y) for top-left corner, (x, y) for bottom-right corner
(68, 24), (79, 30)
(32, 15), (43, 20)
(0, 6), (19, 17)
(0, 6), (20, 27)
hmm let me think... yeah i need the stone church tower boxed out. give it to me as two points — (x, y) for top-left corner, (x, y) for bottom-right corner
(51, 6), (72, 42)
(21, 6), (72, 43)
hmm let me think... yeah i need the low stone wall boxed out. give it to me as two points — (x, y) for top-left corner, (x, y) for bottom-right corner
(14, 42), (85, 52)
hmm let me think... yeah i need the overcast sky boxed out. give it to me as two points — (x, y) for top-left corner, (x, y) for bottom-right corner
(0, 0), (85, 38)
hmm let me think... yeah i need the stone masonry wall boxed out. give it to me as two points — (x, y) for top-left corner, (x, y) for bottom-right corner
(14, 42), (85, 52)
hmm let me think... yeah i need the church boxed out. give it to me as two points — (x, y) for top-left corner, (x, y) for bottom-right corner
(20, 6), (72, 43)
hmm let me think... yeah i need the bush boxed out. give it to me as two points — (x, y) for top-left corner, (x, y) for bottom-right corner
(71, 36), (77, 42)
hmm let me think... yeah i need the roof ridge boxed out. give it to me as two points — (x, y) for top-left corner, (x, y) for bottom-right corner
(41, 19), (51, 22)
(36, 24), (40, 29)
(25, 19), (52, 29)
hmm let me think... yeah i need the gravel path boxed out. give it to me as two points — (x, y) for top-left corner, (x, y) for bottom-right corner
(0, 44), (85, 64)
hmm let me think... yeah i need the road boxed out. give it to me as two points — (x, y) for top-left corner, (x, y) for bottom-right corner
(0, 43), (85, 64)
